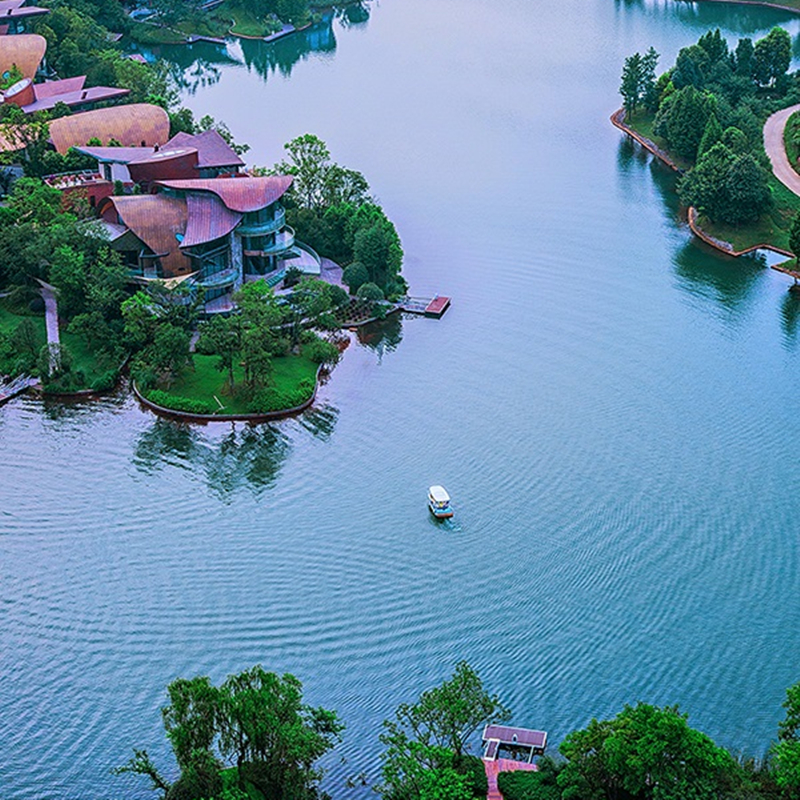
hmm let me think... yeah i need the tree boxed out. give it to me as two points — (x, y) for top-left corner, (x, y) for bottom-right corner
(734, 37), (754, 77)
(720, 153), (771, 225)
(161, 676), (219, 772)
(697, 113), (723, 158)
(198, 314), (241, 388)
(752, 27), (791, 88)
(357, 282), (384, 302)
(383, 661), (510, 764)
(149, 323), (191, 386)
(697, 28), (729, 65)
(558, 703), (738, 800)
(234, 280), (284, 391)
(672, 44), (710, 90)
(277, 134), (332, 211)
(216, 666), (343, 798)
(661, 85), (717, 161)
(112, 749), (171, 797)
(773, 679), (800, 793)
(342, 262), (369, 294)
(619, 48), (659, 117)
(353, 219), (403, 292)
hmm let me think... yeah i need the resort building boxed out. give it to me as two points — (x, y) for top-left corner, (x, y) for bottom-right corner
(0, 34), (128, 113)
(0, 0), (49, 35)
(98, 176), (321, 313)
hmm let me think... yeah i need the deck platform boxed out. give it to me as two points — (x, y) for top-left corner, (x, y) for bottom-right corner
(400, 295), (451, 318)
(0, 375), (37, 407)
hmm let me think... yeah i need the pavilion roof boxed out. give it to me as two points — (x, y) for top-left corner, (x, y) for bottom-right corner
(48, 103), (170, 154)
(482, 725), (547, 750)
(181, 192), (242, 248)
(22, 85), (130, 114)
(0, 33), (46, 80)
(102, 194), (190, 278)
(156, 175), (293, 213)
(0, 0), (48, 20)
(166, 129), (244, 169)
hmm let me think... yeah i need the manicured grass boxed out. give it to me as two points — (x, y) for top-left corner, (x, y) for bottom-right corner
(0, 301), (111, 387)
(699, 176), (800, 253)
(165, 352), (318, 415)
(0, 302), (45, 339)
(217, 1), (282, 37)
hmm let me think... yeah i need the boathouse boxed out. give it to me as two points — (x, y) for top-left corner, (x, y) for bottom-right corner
(482, 724), (547, 763)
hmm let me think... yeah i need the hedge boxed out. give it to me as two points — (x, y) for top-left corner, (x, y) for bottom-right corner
(145, 389), (218, 415)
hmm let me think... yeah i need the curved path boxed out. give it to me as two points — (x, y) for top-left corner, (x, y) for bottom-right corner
(763, 103), (800, 194)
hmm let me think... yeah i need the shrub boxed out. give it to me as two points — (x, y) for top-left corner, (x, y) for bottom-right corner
(247, 378), (316, 413)
(145, 389), (217, 415)
(284, 266), (304, 288)
(454, 755), (488, 799)
(303, 338), (339, 365)
(497, 768), (560, 800)
(357, 282), (384, 301)
(90, 370), (118, 392)
(342, 262), (369, 294)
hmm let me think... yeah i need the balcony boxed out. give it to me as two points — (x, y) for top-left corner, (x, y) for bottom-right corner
(198, 266), (238, 289)
(242, 225), (296, 257)
(237, 207), (286, 237)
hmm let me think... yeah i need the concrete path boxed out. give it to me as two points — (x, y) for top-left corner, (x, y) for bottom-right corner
(35, 279), (60, 372)
(763, 103), (800, 194)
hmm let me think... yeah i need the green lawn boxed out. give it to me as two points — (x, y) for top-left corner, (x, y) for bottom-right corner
(0, 300), (112, 388)
(217, 1), (282, 37)
(163, 352), (318, 415)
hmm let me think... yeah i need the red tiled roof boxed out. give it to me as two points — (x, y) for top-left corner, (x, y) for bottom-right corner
(49, 103), (170, 154)
(156, 176), (293, 213)
(23, 85), (130, 114)
(74, 145), (156, 163)
(101, 194), (190, 277)
(181, 193), (242, 249)
(33, 76), (85, 100)
(166, 129), (244, 169)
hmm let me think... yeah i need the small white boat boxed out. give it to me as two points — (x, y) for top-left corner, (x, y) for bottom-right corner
(428, 485), (453, 519)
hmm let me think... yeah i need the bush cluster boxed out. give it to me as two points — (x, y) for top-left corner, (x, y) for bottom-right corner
(145, 389), (217, 415)
(247, 378), (316, 413)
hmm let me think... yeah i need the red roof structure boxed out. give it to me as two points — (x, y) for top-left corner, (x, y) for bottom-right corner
(21, 84), (129, 113)
(156, 176), (293, 213)
(181, 193), (242, 249)
(166, 129), (244, 169)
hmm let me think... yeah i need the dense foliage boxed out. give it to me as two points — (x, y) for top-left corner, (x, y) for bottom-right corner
(116, 666), (343, 800)
(261, 134), (406, 299)
(621, 26), (799, 227)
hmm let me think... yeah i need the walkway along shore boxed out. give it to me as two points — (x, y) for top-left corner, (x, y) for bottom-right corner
(611, 108), (793, 262)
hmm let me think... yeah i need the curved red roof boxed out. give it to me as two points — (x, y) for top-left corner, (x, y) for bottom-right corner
(181, 193), (242, 249)
(156, 176), (293, 213)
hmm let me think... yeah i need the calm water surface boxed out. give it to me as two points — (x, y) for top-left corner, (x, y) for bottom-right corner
(4, 1), (800, 797)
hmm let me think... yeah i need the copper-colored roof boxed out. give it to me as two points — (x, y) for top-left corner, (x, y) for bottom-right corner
(23, 85), (129, 114)
(74, 145), (156, 163)
(166, 129), (244, 169)
(102, 194), (190, 278)
(48, 103), (170, 155)
(33, 76), (85, 100)
(0, 0), (48, 19)
(0, 33), (46, 80)
(182, 193), (242, 249)
(156, 176), (293, 213)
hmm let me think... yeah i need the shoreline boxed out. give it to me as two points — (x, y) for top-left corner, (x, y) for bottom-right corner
(132, 363), (325, 424)
(611, 108), (792, 260)
(694, 0), (800, 15)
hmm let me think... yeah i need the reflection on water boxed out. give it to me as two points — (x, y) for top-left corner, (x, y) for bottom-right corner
(296, 401), (339, 442)
(133, 420), (291, 501)
(238, 14), (338, 82)
(356, 314), (404, 362)
(336, 1), (371, 29)
(780, 290), (800, 348)
(673, 239), (764, 313)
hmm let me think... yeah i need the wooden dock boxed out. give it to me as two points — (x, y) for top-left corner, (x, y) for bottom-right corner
(400, 295), (451, 318)
(0, 375), (37, 407)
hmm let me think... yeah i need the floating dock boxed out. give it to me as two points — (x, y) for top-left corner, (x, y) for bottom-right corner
(0, 375), (37, 407)
(400, 295), (451, 318)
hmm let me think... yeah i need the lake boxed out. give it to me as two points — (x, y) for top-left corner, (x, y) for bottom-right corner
(4, 0), (800, 797)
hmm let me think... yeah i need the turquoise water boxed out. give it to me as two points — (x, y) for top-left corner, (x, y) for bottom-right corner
(5, 1), (800, 797)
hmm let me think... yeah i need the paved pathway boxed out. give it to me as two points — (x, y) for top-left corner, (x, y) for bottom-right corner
(763, 103), (800, 195)
(36, 279), (60, 372)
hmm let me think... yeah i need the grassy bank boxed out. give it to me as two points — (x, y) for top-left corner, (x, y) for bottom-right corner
(151, 353), (319, 416)
(219, 1), (283, 37)
(0, 300), (112, 388)
(625, 112), (800, 252)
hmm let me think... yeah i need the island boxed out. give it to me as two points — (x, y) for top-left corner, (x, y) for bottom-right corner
(0, 0), (424, 420)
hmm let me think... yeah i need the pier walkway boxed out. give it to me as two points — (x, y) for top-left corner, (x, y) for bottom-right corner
(0, 374), (37, 407)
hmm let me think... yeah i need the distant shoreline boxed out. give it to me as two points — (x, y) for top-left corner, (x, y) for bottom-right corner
(693, 0), (800, 15)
